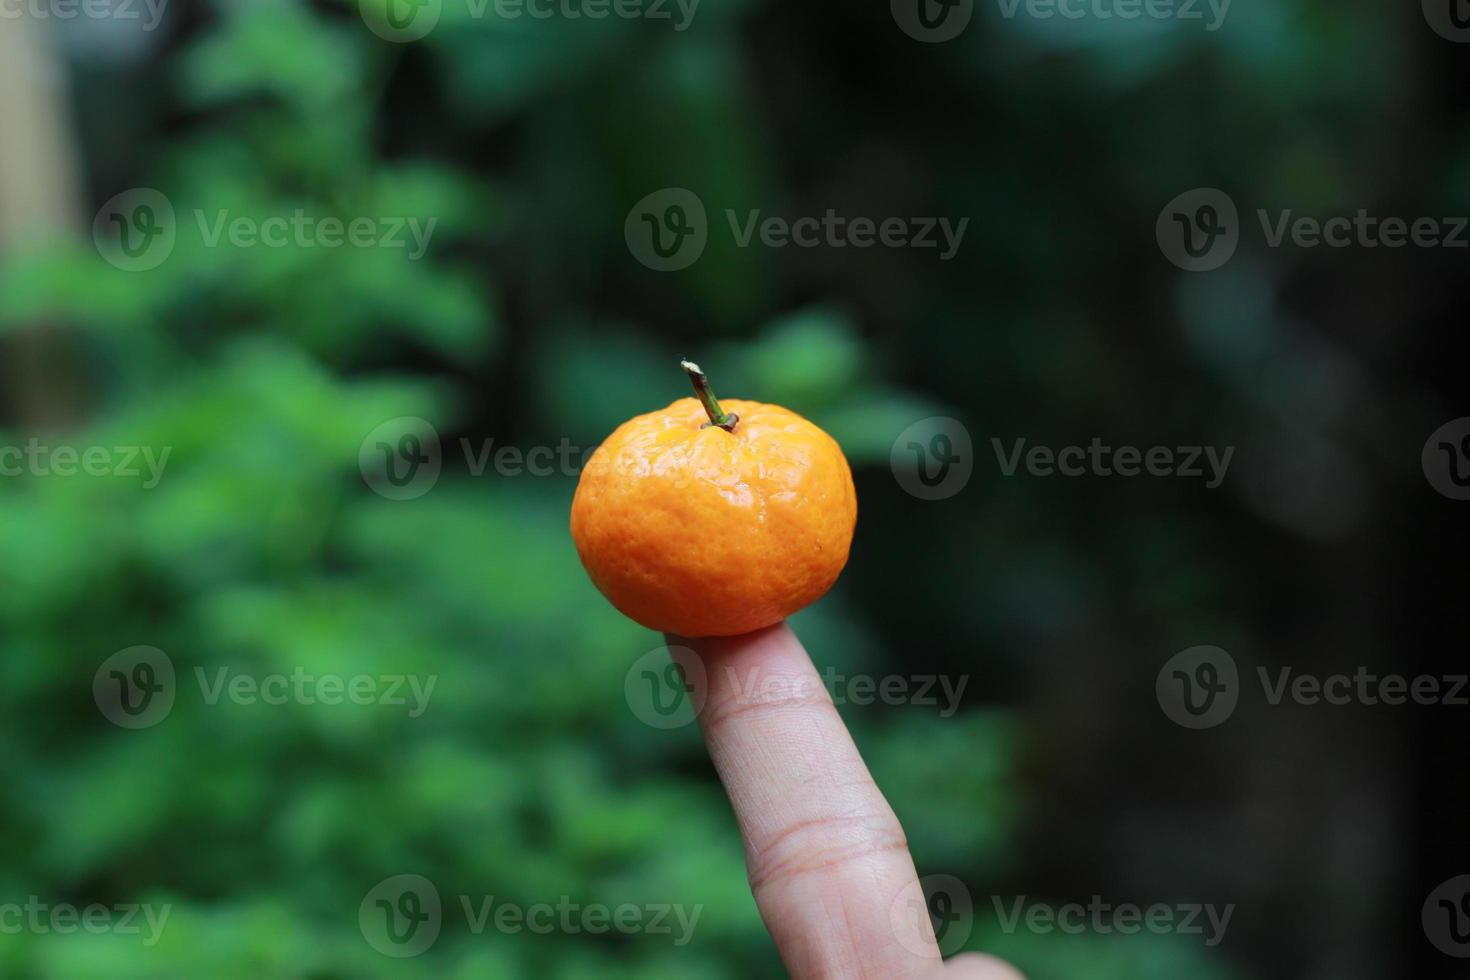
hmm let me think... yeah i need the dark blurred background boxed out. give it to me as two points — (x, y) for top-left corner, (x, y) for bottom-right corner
(1, 0), (1467, 977)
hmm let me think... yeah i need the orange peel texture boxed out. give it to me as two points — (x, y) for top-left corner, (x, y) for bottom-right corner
(570, 397), (857, 638)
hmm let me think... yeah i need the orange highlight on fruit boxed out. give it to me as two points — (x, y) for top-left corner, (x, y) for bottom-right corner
(571, 361), (857, 638)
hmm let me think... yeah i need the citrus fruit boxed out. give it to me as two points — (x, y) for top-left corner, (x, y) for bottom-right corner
(570, 361), (857, 638)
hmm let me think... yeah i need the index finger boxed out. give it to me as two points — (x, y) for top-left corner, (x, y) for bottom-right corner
(669, 622), (943, 979)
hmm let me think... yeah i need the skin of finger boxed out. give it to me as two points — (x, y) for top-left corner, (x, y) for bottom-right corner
(933, 954), (1027, 979)
(670, 623), (943, 980)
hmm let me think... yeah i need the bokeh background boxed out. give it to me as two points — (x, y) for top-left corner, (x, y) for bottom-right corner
(1, 0), (1466, 977)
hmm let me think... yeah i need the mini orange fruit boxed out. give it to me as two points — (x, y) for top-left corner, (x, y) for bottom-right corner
(570, 361), (857, 638)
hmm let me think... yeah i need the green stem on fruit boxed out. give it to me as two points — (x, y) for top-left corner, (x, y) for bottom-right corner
(680, 360), (739, 432)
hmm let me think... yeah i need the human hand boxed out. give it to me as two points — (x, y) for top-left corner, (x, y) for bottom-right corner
(667, 622), (1023, 980)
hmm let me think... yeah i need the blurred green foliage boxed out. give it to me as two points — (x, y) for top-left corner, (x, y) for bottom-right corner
(0, 0), (1350, 974)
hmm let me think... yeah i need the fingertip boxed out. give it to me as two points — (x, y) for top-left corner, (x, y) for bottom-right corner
(666, 621), (796, 660)
(663, 624), (803, 723)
